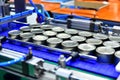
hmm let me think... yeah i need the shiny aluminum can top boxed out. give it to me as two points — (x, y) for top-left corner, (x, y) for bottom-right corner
(43, 31), (57, 37)
(47, 37), (63, 45)
(20, 26), (31, 32)
(62, 40), (78, 48)
(33, 35), (48, 41)
(109, 35), (120, 42)
(78, 31), (92, 38)
(86, 38), (102, 46)
(57, 33), (71, 40)
(40, 25), (52, 30)
(71, 36), (86, 43)
(31, 29), (43, 35)
(20, 32), (34, 39)
(65, 29), (78, 35)
(103, 41), (120, 49)
(93, 33), (108, 40)
(96, 46), (115, 55)
(8, 30), (20, 39)
(52, 27), (64, 33)
(78, 43), (96, 52)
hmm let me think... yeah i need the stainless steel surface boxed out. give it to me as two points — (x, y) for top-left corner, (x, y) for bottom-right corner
(33, 35), (48, 45)
(52, 27), (64, 33)
(20, 26), (31, 32)
(78, 31), (93, 38)
(8, 30), (20, 39)
(43, 31), (57, 37)
(58, 55), (66, 68)
(86, 38), (102, 46)
(71, 36), (86, 43)
(93, 33), (108, 40)
(109, 35), (120, 42)
(96, 46), (115, 63)
(47, 37), (62, 48)
(65, 29), (78, 35)
(62, 40), (78, 51)
(57, 33), (71, 40)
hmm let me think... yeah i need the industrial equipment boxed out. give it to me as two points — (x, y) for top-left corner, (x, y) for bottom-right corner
(0, 0), (120, 80)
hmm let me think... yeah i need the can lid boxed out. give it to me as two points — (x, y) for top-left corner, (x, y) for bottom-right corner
(41, 25), (52, 30)
(62, 40), (78, 48)
(115, 51), (120, 58)
(103, 41), (120, 48)
(78, 31), (92, 37)
(47, 37), (62, 44)
(96, 46), (115, 55)
(109, 35), (120, 42)
(20, 32), (33, 39)
(93, 33), (108, 40)
(43, 31), (57, 37)
(8, 30), (20, 36)
(86, 38), (102, 45)
(33, 35), (48, 41)
(71, 36), (86, 42)
(57, 33), (71, 39)
(31, 29), (43, 34)
(65, 29), (78, 35)
(20, 26), (31, 32)
(52, 27), (64, 32)
(78, 43), (96, 51)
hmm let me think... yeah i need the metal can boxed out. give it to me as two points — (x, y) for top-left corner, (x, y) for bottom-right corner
(93, 33), (108, 41)
(8, 30), (20, 39)
(31, 29), (43, 35)
(30, 24), (41, 29)
(103, 41), (120, 50)
(78, 31), (93, 38)
(114, 51), (120, 65)
(65, 29), (78, 35)
(78, 43), (96, 55)
(109, 35), (120, 43)
(40, 25), (52, 31)
(20, 32), (34, 42)
(71, 36), (86, 43)
(47, 37), (63, 48)
(33, 35), (48, 45)
(43, 31), (57, 37)
(96, 46), (115, 63)
(57, 33), (71, 40)
(20, 26), (31, 32)
(62, 40), (78, 51)
(52, 27), (64, 33)
(86, 38), (102, 46)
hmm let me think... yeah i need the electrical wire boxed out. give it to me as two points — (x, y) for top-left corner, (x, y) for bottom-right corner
(0, 56), (26, 67)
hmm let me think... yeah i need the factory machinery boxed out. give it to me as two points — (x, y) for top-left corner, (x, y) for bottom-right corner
(0, 0), (120, 80)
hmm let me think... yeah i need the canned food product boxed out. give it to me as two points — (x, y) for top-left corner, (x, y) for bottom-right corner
(52, 27), (64, 33)
(103, 41), (120, 50)
(47, 37), (63, 48)
(86, 38), (102, 46)
(62, 40), (78, 51)
(78, 31), (93, 38)
(114, 51), (120, 65)
(57, 33), (71, 40)
(33, 35), (48, 45)
(20, 26), (31, 32)
(96, 46), (115, 63)
(40, 25), (52, 30)
(78, 43), (96, 55)
(31, 29), (43, 35)
(43, 31), (57, 37)
(20, 32), (34, 42)
(93, 33), (108, 41)
(71, 36), (86, 43)
(109, 35), (120, 42)
(8, 30), (20, 39)
(65, 29), (78, 35)
(30, 23), (41, 29)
